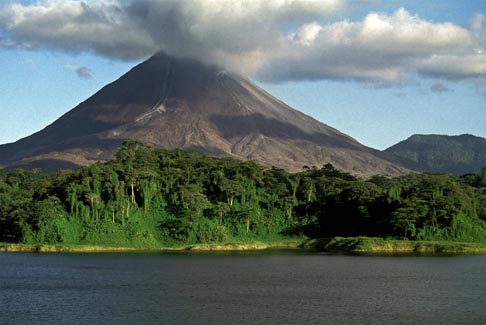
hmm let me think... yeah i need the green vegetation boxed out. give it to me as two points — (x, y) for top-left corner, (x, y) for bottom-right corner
(0, 237), (303, 253)
(386, 134), (486, 174)
(2, 139), (486, 252)
(304, 237), (486, 254)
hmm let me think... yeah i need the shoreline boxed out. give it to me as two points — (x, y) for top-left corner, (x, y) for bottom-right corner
(2, 237), (486, 254)
(0, 240), (303, 253)
(305, 237), (486, 254)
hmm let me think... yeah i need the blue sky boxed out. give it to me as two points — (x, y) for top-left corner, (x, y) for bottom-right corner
(1, 0), (485, 149)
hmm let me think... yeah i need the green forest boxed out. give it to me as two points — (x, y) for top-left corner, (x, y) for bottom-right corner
(2, 140), (486, 248)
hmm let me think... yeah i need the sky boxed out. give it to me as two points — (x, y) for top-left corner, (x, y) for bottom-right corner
(0, 0), (485, 150)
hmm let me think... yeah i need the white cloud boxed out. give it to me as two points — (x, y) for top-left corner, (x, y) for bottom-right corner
(0, 0), (156, 59)
(0, 1), (484, 86)
(419, 54), (486, 79)
(294, 22), (323, 46)
(259, 8), (481, 83)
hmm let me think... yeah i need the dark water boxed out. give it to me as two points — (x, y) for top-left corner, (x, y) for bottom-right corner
(1, 251), (486, 324)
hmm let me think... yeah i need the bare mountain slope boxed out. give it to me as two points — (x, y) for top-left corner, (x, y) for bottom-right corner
(0, 52), (412, 175)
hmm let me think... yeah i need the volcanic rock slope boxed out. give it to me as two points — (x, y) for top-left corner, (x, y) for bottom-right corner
(0, 52), (411, 176)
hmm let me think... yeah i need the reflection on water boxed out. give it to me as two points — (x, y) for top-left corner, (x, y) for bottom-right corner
(1, 251), (485, 324)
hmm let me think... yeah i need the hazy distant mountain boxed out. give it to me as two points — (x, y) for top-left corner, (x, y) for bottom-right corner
(385, 134), (486, 174)
(0, 52), (411, 176)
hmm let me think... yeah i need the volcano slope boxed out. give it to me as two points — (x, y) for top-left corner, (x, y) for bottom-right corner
(0, 52), (412, 176)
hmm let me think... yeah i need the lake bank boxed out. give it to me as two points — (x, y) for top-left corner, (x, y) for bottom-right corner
(0, 238), (304, 253)
(305, 237), (486, 254)
(2, 237), (486, 254)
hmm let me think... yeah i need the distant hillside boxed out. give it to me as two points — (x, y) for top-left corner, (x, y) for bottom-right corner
(385, 134), (486, 174)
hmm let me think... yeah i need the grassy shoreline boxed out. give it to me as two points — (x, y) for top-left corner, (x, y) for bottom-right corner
(304, 237), (486, 254)
(2, 237), (486, 254)
(0, 238), (304, 253)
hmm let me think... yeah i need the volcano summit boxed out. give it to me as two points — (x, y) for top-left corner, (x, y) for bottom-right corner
(0, 52), (410, 175)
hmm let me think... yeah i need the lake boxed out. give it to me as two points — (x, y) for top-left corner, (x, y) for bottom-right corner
(1, 251), (485, 324)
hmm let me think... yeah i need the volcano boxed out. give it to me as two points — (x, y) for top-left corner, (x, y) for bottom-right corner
(0, 52), (411, 175)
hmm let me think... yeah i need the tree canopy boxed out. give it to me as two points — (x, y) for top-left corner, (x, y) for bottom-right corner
(2, 140), (486, 246)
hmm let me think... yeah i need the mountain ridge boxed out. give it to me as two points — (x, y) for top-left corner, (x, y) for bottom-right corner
(385, 133), (486, 174)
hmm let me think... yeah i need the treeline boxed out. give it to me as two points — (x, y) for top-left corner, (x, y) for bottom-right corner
(1, 140), (486, 246)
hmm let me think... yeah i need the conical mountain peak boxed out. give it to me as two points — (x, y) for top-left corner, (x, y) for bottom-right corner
(0, 52), (412, 175)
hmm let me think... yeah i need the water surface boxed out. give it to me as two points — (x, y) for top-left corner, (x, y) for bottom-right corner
(1, 251), (485, 324)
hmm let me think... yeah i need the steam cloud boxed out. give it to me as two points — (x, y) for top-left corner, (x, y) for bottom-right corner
(0, 0), (484, 86)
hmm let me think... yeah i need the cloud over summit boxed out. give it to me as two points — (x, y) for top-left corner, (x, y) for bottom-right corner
(0, 0), (484, 86)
